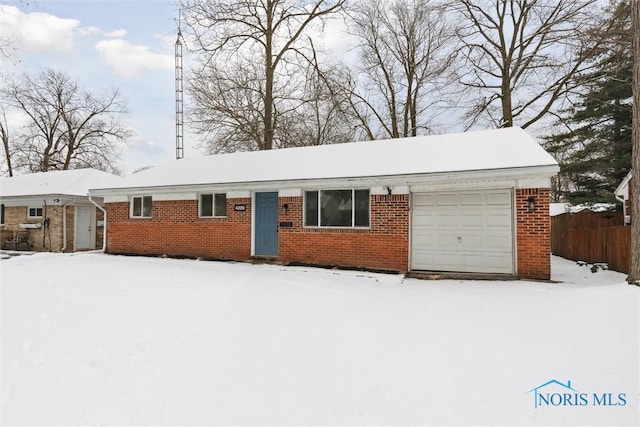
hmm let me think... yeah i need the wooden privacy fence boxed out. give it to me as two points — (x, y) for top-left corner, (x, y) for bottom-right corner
(551, 211), (631, 274)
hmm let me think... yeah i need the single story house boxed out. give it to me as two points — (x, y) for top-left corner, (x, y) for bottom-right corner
(615, 170), (633, 225)
(0, 168), (121, 252)
(90, 127), (559, 280)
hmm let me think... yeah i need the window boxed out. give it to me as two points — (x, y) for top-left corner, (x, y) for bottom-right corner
(304, 189), (370, 227)
(199, 193), (227, 217)
(0, 204), (4, 225)
(27, 206), (43, 218)
(131, 196), (152, 218)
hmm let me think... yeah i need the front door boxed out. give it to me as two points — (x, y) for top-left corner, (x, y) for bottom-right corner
(75, 205), (92, 251)
(254, 192), (278, 256)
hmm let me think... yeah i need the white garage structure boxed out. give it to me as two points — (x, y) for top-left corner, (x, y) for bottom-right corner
(411, 189), (514, 274)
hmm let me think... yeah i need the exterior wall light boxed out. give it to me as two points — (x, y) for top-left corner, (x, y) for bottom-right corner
(527, 196), (536, 213)
(282, 203), (289, 213)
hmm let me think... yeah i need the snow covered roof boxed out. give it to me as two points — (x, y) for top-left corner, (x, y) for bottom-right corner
(92, 127), (558, 192)
(549, 203), (570, 216)
(550, 203), (616, 216)
(0, 168), (122, 199)
(615, 170), (632, 198)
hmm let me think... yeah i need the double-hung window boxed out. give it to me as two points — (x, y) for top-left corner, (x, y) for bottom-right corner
(27, 206), (43, 219)
(304, 189), (370, 227)
(199, 193), (227, 217)
(131, 196), (152, 218)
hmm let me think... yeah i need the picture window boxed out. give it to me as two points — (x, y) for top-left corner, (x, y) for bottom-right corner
(304, 189), (370, 227)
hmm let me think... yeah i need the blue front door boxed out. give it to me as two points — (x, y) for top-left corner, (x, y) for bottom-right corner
(255, 192), (279, 256)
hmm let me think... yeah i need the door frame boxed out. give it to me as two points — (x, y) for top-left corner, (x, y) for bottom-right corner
(252, 191), (279, 257)
(74, 204), (95, 251)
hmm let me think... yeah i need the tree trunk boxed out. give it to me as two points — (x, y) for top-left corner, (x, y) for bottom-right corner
(0, 112), (12, 176)
(501, 72), (513, 128)
(629, 0), (640, 284)
(264, 5), (274, 151)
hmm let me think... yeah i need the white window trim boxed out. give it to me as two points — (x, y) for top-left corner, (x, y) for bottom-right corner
(27, 205), (43, 219)
(199, 193), (227, 218)
(303, 189), (371, 229)
(130, 195), (153, 218)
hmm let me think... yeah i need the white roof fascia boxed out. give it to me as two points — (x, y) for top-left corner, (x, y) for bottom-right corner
(90, 165), (559, 197)
(0, 194), (97, 207)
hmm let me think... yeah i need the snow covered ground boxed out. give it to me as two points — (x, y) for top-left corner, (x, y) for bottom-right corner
(1, 253), (638, 426)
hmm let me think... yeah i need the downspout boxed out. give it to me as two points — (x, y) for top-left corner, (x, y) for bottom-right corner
(88, 194), (107, 253)
(60, 201), (73, 252)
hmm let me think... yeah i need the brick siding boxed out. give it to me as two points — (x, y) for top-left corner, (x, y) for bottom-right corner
(278, 194), (409, 272)
(2, 204), (103, 252)
(105, 198), (252, 260)
(516, 188), (551, 280)
(104, 190), (551, 279)
(2, 205), (63, 251)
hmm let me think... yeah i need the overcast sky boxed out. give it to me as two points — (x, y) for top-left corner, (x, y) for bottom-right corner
(0, 1), (357, 175)
(0, 0), (195, 174)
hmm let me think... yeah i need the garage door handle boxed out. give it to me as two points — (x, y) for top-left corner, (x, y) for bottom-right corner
(457, 236), (462, 242)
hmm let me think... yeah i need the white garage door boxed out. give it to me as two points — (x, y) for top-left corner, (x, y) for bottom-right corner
(411, 189), (514, 274)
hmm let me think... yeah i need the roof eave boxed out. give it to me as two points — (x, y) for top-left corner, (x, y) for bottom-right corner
(89, 164), (560, 196)
(0, 193), (94, 201)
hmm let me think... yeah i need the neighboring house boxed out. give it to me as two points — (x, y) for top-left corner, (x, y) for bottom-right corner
(615, 171), (633, 225)
(90, 127), (559, 280)
(0, 168), (122, 252)
(549, 203), (570, 217)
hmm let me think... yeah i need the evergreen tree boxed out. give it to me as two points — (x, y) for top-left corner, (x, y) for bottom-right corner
(545, 0), (632, 204)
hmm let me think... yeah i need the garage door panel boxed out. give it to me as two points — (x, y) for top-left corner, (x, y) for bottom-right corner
(461, 192), (483, 205)
(435, 193), (458, 206)
(460, 213), (485, 227)
(486, 213), (512, 227)
(433, 252), (461, 269)
(413, 194), (436, 206)
(436, 214), (459, 227)
(411, 189), (514, 274)
(487, 191), (511, 205)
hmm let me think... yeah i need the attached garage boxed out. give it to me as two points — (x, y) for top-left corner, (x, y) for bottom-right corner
(411, 189), (514, 274)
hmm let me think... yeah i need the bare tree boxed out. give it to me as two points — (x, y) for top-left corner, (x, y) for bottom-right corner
(280, 48), (355, 147)
(181, 0), (347, 153)
(0, 105), (13, 176)
(455, 0), (604, 130)
(1, 68), (130, 173)
(629, 0), (639, 285)
(347, 0), (457, 140)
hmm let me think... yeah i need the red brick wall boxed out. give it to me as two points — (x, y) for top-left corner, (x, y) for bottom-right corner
(278, 194), (409, 272)
(105, 194), (409, 272)
(516, 188), (551, 280)
(104, 190), (551, 279)
(105, 198), (252, 260)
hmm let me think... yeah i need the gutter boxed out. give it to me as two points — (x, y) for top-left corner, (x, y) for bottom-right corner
(88, 194), (107, 253)
(89, 164), (561, 197)
(60, 201), (74, 252)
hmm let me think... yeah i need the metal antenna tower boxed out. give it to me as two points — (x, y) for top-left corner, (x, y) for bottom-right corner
(175, 12), (184, 160)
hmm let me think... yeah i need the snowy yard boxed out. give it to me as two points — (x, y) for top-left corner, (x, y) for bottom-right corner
(1, 253), (638, 426)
